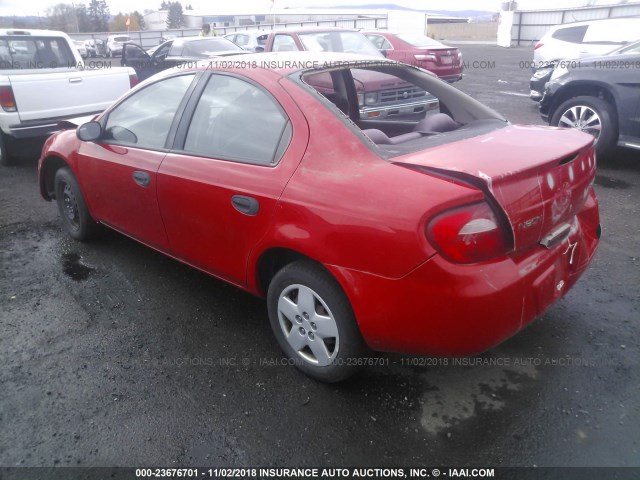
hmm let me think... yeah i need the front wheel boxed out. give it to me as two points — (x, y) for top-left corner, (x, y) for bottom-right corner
(550, 95), (617, 158)
(267, 261), (367, 382)
(54, 167), (102, 241)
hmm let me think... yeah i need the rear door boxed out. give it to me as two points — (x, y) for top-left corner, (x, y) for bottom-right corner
(156, 71), (308, 285)
(78, 73), (197, 250)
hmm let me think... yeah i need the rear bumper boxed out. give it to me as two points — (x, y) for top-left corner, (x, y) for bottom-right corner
(328, 190), (600, 356)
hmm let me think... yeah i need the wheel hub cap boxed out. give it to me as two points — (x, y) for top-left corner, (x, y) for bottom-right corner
(277, 284), (339, 367)
(558, 105), (602, 141)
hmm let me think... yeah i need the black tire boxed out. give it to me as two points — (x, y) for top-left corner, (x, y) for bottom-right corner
(550, 95), (617, 158)
(267, 260), (367, 382)
(0, 132), (14, 166)
(54, 167), (102, 241)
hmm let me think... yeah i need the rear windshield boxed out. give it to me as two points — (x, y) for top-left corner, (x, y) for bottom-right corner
(299, 31), (383, 57)
(396, 33), (445, 48)
(298, 63), (506, 158)
(113, 36), (130, 42)
(0, 36), (76, 70)
(173, 38), (242, 57)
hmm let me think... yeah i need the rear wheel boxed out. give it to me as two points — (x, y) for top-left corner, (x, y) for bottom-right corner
(54, 167), (102, 241)
(551, 95), (617, 158)
(267, 261), (367, 382)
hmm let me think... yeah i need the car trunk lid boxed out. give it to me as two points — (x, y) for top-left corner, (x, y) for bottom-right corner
(393, 125), (597, 253)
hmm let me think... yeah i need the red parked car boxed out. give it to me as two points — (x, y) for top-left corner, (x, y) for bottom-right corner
(364, 31), (464, 82)
(38, 52), (600, 382)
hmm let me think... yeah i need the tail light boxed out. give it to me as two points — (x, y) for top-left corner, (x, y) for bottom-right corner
(427, 202), (510, 264)
(0, 85), (17, 112)
(129, 73), (139, 88)
(534, 43), (544, 50)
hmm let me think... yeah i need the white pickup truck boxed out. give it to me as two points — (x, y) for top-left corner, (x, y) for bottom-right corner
(0, 28), (138, 165)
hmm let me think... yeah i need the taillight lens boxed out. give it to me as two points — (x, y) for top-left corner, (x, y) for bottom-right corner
(0, 85), (17, 112)
(427, 202), (510, 264)
(534, 43), (544, 50)
(129, 73), (139, 88)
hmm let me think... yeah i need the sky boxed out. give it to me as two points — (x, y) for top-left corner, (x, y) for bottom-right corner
(0, 0), (625, 17)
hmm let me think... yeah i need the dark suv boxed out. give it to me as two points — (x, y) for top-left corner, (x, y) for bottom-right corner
(539, 40), (640, 157)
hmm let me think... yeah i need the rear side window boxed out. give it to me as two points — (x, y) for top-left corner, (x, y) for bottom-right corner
(366, 34), (393, 50)
(551, 25), (587, 44)
(183, 74), (291, 165)
(272, 35), (298, 52)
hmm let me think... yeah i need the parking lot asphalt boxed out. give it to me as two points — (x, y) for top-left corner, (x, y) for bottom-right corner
(1, 45), (639, 470)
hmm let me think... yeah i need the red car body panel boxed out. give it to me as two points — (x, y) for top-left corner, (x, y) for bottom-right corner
(364, 31), (463, 82)
(38, 56), (600, 357)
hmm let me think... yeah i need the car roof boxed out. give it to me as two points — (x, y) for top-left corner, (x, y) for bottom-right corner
(547, 16), (640, 31)
(225, 31), (268, 36)
(0, 29), (69, 37)
(272, 26), (358, 34)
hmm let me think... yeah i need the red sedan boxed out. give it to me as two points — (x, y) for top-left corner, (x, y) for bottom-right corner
(38, 52), (599, 382)
(364, 30), (464, 82)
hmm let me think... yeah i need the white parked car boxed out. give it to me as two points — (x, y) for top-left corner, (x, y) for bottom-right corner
(74, 40), (88, 59)
(106, 34), (131, 57)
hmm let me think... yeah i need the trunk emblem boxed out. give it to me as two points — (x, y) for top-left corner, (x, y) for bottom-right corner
(556, 280), (565, 291)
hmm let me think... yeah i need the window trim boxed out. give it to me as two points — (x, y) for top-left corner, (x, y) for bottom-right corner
(98, 71), (201, 152)
(171, 71), (292, 167)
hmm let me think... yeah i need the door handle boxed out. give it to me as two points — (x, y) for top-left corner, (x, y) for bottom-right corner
(132, 170), (150, 188)
(231, 195), (259, 216)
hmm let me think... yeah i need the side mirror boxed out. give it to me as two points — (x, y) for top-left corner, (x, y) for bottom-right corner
(77, 121), (102, 142)
(255, 46), (265, 53)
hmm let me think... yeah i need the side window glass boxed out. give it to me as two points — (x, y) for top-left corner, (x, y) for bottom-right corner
(273, 35), (299, 52)
(183, 74), (291, 165)
(104, 74), (194, 149)
(552, 25), (588, 44)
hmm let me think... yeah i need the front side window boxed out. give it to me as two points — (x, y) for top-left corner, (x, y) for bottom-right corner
(183, 74), (290, 165)
(104, 74), (195, 149)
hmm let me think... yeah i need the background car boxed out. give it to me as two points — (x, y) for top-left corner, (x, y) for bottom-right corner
(106, 34), (131, 57)
(263, 28), (439, 121)
(83, 39), (97, 57)
(122, 36), (245, 81)
(74, 40), (88, 59)
(363, 30), (463, 82)
(38, 52), (600, 382)
(224, 31), (268, 52)
(530, 17), (640, 100)
(539, 39), (640, 157)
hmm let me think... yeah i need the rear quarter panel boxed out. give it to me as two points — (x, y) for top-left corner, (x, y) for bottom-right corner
(256, 77), (485, 280)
